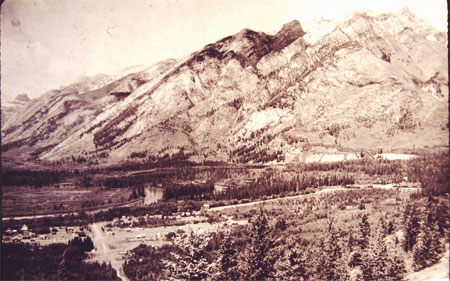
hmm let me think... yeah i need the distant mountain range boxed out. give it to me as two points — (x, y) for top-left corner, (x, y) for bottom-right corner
(2, 8), (448, 165)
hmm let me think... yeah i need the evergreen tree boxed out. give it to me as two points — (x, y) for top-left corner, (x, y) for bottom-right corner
(217, 233), (239, 280)
(403, 204), (420, 252)
(387, 220), (395, 236)
(361, 229), (405, 281)
(347, 232), (356, 252)
(413, 223), (444, 271)
(56, 249), (70, 281)
(56, 244), (85, 281)
(317, 219), (349, 281)
(275, 238), (310, 280)
(359, 214), (371, 250)
(243, 208), (277, 280)
(163, 231), (214, 281)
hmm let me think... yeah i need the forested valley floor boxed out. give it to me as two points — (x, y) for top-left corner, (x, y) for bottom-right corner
(2, 152), (449, 280)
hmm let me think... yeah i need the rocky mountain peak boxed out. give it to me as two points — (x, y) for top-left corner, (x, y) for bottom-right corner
(14, 93), (31, 103)
(1, 94), (31, 125)
(197, 27), (274, 68)
(397, 7), (418, 21)
(272, 20), (305, 51)
(2, 10), (448, 164)
(191, 20), (305, 68)
(274, 20), (305, 43)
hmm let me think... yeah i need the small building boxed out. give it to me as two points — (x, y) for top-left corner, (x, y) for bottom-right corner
(21, 224), (29, 233)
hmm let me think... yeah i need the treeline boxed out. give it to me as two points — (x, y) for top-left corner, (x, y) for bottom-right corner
(106, 158), (225, 172)
(290, 158), (404, 178)
(1, 236), (119, 281)
(1, 169), (72, 187)
(92, 165), (252, 191)
(2, 201), (204, 234)
(405, 152), (449, 196)
(161, 172), (354, 202)
(123, 244), (182, 280)
(231, 144), (282, 163)
(1, 158), (228, 188)
(215, 173), (354, 201)
(163, 182), (215, 200)
(92, 152), (449, 200)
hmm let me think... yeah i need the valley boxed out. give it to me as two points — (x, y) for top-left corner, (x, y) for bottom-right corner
(2, 151), (449, 280)
(1, 6), (449, 281)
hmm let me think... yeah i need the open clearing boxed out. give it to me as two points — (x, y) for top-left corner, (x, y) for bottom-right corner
(374, 153), (419, 160)
(1, 185), (134, 217)
(88, 218), (243, 280)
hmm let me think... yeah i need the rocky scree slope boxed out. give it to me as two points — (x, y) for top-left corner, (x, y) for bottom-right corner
(2, 9), (448, 165)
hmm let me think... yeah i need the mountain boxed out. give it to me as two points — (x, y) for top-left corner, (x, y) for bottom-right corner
(2, 8), (448, 165)
(1, 94), (32, 124)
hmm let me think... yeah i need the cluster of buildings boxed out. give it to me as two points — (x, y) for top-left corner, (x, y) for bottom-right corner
(3, 224), (39, 244)
(3, 224), (88, 245)
(109, 205), (211, 228)
(111, 216), (146, 227)
(65, 226), (88, 241)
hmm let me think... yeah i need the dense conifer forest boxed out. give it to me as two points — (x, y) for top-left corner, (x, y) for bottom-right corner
(1, 237), (119, 281)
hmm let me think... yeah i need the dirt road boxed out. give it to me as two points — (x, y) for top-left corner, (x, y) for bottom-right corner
(209, 187), (345, 212)
(91, 223), (128, 281)
(406, 244), (449, 281)
(209, 185), (420, 212)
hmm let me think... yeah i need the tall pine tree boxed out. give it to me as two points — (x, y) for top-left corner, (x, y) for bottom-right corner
(359, 214), (371, 250)
(216, 233), (240, 280)
(242, 208), (277, 280)
(413, 223), (444, 271)
(317, 219), (349, 281)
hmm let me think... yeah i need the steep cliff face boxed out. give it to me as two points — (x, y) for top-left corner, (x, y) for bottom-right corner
(2, 9), (448, 165)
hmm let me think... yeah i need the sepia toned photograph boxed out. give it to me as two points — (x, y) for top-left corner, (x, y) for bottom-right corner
(1, 0), (448, 280)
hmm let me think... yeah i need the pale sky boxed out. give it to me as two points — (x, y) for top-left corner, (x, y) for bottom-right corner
(1, 0), (447, 102)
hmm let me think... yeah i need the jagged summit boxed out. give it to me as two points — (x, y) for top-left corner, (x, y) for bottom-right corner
(272, 20), (305, 51)
(2, 10), (448, 165)
(191, 20), (305, 68)
(397, 7), (421, 22)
